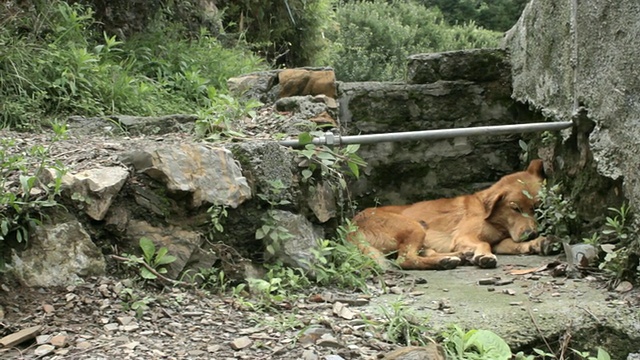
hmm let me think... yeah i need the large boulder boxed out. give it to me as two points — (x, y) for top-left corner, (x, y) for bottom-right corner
(504, 0), (639, 214)
(10, 219), (106, 287)
(120, 143), (251, 209)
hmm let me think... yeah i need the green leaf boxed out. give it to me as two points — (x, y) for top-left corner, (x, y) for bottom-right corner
(597, 347), (611, 360)
(302, 169), (313, 180)
(156, 254), (177, 266)
(348, 161), (360, 178)
(140, 267), (157, 280)
(464, 329), (511, 359)
(298, 132), (314, 145)
(139, 237), (156, 263)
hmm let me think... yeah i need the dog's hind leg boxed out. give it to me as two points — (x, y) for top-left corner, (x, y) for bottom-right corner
(396, 227), (461, 270)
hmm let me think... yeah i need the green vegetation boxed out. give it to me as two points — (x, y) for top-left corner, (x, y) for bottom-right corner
(216, 0), (335, 67)
(326, 0), (502, 81)
(0, 124), (68, 268)
(419, 0), (529, 32)
(0, 0), (265, 129)
(371, 298), (433, 346)
(121, 237), (177, 281)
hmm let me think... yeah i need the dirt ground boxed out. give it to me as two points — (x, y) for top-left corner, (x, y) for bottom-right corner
(1, 255), (639, 359)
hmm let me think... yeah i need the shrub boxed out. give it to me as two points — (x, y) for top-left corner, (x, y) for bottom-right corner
(325, 0), (502, 81)
(217, 0), (336, 67)
(0, 0), (266, 129)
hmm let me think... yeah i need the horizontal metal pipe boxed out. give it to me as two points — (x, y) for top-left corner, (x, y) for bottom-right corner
(279, 121), (574, 147)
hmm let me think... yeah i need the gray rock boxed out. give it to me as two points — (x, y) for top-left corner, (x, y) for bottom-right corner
(628, 353), (640, 360)
(126, 220), (207, 279)
(263, 210), (323, 271)
(10, 220), (105, 287)
(505, 0), (640, 213)
(121, 143), (251, 208)
(228, 141), (298, 207)
(407, 48), (510, 84)
(58, 167), (129, 221)
(227, 70), (279, 103)
(308, 181), (337, 223)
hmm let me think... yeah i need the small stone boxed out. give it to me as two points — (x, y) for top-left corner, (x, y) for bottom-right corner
(122, 324), (140, 332)
(390, 287), (403, 295)
(43, 303), (55, 314)
(324, 355), (346, 360)
(36, 334), (52, 345)
(551, 293), (561, 297)
(76, 341), (92, 350)
(50, 334), (69, 347)
(316, 334), (343, 348)
(117, 316), (135, 326)
(207, 344), (221, 352)
(189, 350), (206, 356)
(502, 289), (516, 296)
(302, 349), (319, 360)
(495, 279), (514, 286)
(333, 302), (355, 320)
(121, 341), (140, 350)
(615, 281), (633, 293)
(34, 344), (55, 356)
(478, 278), (496, 285)
(104, 323), (119, 332)
(229, 336), (252, 350)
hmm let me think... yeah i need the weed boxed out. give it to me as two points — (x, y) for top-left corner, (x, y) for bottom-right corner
(206, 203), (228, 234)
(593, 204), (639, 282)
(535, 181), (577, 246)
(0, 127), (68, 267)
(368, 299), (433, 346)
(305, 220), (381, 291)
(122, 237), (177, 281)
(119, 287), (155, 318)
(296, 132), (367, 189)
(255, 180), (294, 257)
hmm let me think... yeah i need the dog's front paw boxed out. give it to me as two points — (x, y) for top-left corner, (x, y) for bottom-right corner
(472, 254), (497, 268)
(530, 236), (561, 255)
(438, 256), (461, 270)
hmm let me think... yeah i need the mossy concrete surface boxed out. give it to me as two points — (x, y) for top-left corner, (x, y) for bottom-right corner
(369, 255), (640, 358)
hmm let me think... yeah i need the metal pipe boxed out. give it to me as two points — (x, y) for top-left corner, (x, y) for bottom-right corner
(279, 121), (574, 147)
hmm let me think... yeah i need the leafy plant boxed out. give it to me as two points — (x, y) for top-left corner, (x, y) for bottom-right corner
(534, 181), (577, 246)
(255, 180), (294, 257)
(246, 264), (309, 308)
(305, 220), (381, 291)
(442, 325), (512, 360)
(370, 299), (433, 346)
(123, 237), (177, 280)
(119, 287), (155, 318)
(594, 204), (639, 282)
(0, 127), (67, 267)
(206, 203), (228, 234)
(194, 89), (262, 140)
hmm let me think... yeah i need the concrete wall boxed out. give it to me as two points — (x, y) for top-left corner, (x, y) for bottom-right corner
(505, 0), (640, 208)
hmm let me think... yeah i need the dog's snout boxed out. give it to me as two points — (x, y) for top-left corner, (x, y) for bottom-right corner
(521, 229), (538, 241)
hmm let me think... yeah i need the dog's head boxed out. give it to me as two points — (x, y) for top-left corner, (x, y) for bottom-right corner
(482, 159), (545, 242)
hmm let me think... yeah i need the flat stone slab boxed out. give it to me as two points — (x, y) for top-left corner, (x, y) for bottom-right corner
(369, 255), (640, 352)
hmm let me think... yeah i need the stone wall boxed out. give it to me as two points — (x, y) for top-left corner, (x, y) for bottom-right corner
(338, 49), (531, 207)
(505, 0), (639, 214)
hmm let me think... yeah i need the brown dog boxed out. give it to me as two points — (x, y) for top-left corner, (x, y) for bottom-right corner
(349, 159), (550, 270)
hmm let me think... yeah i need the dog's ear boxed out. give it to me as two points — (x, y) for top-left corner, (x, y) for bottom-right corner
(483, 192), (505, 220)
(527, 159), (545, 178)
